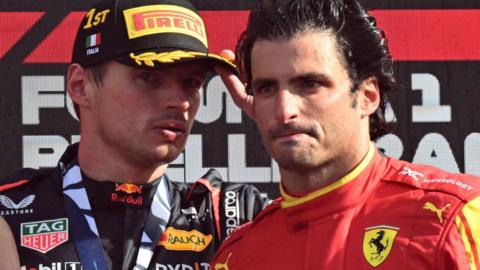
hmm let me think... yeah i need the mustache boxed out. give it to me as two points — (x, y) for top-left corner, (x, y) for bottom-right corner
(148, 112), (188, 125)
(267, 122), (319, 139)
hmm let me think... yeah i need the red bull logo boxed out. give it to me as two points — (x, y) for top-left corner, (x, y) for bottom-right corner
(112, 183), (143, 206)
(115, 183), (142, 194)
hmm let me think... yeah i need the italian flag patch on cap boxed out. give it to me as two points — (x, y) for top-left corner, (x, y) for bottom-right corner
(86, 33), (101, 48)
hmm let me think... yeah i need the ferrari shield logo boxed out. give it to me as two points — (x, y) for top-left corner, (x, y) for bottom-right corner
(363, 225), (399, 267)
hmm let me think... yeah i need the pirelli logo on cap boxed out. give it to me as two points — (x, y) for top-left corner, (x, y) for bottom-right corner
(123, 4), (207, 47)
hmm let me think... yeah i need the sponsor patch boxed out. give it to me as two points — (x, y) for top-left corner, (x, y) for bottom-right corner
(20, 218), (69, 253)
(0, 194), (35, 216)
(224, 191), (240, 236)
(155, 262), (209, 270)
(123, 4), (207, 46)
(423, 201), (451, 223)
(21, 262), (82, 270)
(363, 225), (399, 267)
(214, 253), (232, 270)
(422, 178), (475, 191)
(399, 167), (424, 181)
(158, 227), (212, 252)
(111, 183), (143, 206)
(115, 183), (142, 194)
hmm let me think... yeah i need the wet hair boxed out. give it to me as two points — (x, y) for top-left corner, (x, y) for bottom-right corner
(237, 0), (397, 140)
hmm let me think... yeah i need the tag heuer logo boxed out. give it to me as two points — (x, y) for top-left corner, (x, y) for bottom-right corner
(21, 218), (68, 253)
(363, 225), (399, 267)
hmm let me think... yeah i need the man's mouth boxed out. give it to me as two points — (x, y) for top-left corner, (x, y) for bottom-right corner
(270, 125), (311, 139)
(153, 121), (187, 141)
(275, 130), (302, 138)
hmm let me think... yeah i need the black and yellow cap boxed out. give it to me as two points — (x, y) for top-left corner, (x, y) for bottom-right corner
(72, 0), (236, 72)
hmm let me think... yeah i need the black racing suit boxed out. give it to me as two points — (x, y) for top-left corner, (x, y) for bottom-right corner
(0, 143), (267, 270)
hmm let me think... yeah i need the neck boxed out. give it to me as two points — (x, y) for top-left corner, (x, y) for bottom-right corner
(77, 138), (168, 184)
(280, 141), (373, 196)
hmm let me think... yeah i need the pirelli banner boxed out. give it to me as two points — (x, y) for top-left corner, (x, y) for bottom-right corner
(1, 0), (480, 197)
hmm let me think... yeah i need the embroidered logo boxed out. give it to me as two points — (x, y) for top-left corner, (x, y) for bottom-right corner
(422, 178), (474, 191)
(111, 183), (143, 206)
(86, 33), (101, 47)
(215, 253), (232, 270)
(423, 202), (451, 223)
(123, 4), (207, 46)
(20, 262), (82, 270)
(83, 8), (110, 30)
(115, 183), (142, 194)
(20, 218), (68, 253)
(363, 225), (399, 267)
(158, 227), (212, 252)
(0, 195), (35, 216)
(399, 167), (424, 181)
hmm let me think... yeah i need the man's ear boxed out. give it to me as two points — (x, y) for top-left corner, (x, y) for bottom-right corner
(358, 77), (380, 117)
(66, 64), (90, 108)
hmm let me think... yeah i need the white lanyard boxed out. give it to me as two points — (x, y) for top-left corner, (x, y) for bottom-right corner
(62, 163), (171, 270)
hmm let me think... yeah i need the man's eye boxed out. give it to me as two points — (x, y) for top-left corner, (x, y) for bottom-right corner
(302, 80), (321, 89)
(183, 78), (203, 89)
(253, 85), (274, 95)
(138, 72), (161, 84)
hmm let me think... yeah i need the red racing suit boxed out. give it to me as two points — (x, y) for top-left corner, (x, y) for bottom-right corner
(212, 144), (480, 270)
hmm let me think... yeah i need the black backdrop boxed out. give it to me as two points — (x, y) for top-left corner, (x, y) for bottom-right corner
(1, 0), (480, 197)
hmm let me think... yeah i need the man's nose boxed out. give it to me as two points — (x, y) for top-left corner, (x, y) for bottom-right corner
(163, 80), (191, 111)
(274, 89), (299, 124)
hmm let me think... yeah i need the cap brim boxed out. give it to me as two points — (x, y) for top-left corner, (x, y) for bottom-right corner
(115, 49), (237, 75)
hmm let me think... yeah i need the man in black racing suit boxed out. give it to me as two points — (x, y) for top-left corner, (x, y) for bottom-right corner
(0, 0), (267, 269)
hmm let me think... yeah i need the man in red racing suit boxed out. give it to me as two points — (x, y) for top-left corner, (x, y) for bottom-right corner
(211, 0), (480, 268)
(212, 143), (480, 269)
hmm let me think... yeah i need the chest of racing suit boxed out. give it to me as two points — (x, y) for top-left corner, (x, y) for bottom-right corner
(0, 144), (267, 270)
(212, 145), (480, 270)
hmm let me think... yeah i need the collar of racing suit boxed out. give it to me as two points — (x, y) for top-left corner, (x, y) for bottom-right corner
(278, 142), (387, 225)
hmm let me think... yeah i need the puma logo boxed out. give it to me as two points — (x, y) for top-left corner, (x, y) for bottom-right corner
(423, 202), (451, 223)
(215, 253), (232, 270)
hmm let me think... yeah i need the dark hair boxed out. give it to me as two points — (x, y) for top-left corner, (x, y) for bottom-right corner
(72, 63), (107, 120)
(237, 0), (396, 140)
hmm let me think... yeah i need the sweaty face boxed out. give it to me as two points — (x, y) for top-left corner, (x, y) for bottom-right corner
(86, 61), (205, 167)
(251, 31), (365, 173)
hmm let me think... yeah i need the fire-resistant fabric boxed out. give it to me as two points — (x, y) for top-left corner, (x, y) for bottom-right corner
(0, 143), (267, 270)
(211, 143), (480, 270)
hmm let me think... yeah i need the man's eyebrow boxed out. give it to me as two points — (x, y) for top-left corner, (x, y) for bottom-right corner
(288, 72), (330, 85)
(251, 78), (277, 88)
(252, 72), (331, 87)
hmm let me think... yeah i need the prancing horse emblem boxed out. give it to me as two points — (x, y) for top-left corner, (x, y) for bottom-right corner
(363, 225), (399, 267)
(369, 230), (388, 259)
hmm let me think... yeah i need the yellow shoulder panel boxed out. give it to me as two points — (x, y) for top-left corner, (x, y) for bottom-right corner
(455, 195), (480, 269)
